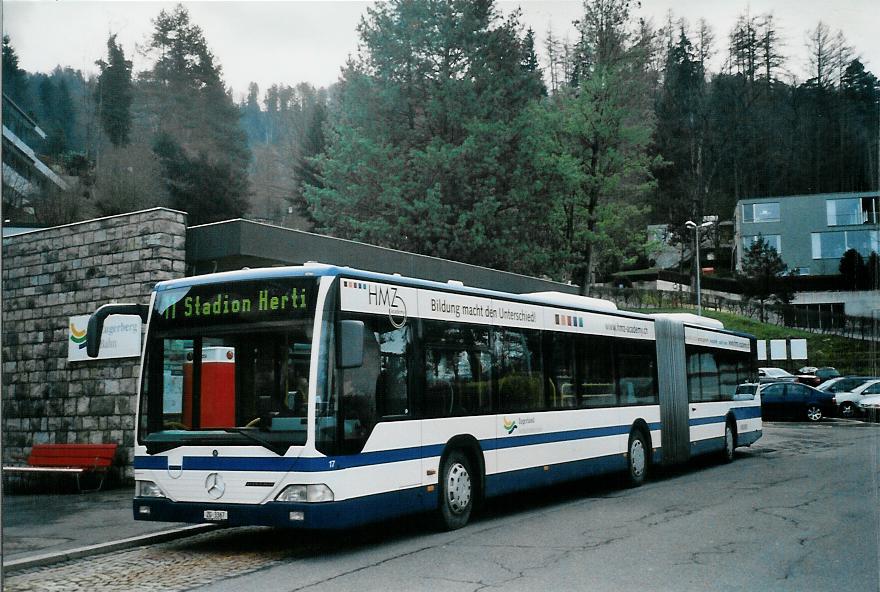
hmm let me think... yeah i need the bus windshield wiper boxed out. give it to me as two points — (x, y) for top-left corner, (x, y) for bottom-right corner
(224, 428), (290, 456)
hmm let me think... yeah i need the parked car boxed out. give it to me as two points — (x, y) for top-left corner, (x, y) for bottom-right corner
(758, 367), (797, 383)
(795, 366), (840, 387)
(817, 376), (878, 394)
(759, 381), (836, 422)
(851, 380), (880, 420)
(815, 367), (841, 381)
(734, 383), (759, 400)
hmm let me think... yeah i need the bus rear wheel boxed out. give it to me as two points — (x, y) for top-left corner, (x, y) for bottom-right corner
(626, 430), (649, 487)
(438, 450), (474, 530)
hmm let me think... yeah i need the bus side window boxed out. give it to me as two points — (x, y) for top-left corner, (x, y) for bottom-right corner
(377, 324), (411, 417)
(422, 322), (492, 417)
(337, 315), (413, 453)
(340, 328), (380, 452)
(496, 328), (544, 412)
(577, 335), (616, 408)
(548, 333), (576, 409)
(615, 340), (658, 406)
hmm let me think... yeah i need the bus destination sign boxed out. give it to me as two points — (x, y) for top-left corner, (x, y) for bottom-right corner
(155, 279), (317, 328)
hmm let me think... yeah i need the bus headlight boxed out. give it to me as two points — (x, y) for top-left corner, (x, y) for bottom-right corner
(136, 480), (166, 498)
(276, 484), (334, 503)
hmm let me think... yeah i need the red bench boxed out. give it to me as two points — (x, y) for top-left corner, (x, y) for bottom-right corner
(3, 443), (118, 492)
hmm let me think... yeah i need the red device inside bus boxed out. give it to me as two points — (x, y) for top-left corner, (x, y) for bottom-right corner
(182, 347), (236, 428)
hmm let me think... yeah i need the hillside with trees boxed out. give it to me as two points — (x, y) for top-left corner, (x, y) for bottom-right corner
(3, 0), (877, 285)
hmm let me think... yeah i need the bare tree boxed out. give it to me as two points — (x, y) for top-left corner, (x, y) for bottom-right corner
(805, 21), (836, 88)
(695, 18), (715, 75)
(91, 143), (166, 216)
(757, 14), (785, 84)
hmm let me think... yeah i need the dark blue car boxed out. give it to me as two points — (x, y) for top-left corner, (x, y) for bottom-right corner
(760, 382), (836, 422)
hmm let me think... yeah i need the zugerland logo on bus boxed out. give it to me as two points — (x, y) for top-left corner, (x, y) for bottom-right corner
(503, 417), (517, 434)
(368, 284), (407, 328)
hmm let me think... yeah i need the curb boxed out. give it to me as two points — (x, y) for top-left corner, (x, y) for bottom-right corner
(3, 524), (217, 572)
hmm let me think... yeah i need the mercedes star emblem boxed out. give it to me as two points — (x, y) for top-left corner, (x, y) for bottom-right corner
(205, 472), (226, 499)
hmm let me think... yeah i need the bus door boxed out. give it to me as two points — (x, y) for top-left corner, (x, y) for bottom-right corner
(654, 318), (690, 465)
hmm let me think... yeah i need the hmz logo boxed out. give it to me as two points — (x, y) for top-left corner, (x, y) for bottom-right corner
(369, 285), (408, 328)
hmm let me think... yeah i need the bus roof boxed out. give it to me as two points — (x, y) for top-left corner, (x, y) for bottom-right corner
(153, 264), (753, 338)
(154, 264), (653, 320)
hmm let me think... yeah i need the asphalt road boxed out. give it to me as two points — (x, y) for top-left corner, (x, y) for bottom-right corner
(7, 420), (880, 592)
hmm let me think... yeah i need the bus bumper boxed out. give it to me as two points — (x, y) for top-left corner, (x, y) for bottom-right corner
(133, 488), (436, 530)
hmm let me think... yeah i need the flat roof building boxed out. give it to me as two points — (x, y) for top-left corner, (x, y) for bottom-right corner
(736, 191), (879, 276)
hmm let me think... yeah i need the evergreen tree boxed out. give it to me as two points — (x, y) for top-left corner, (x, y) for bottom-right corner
(37, 77), (66, 154)
(95, 34), (133, 147)
(153, 132), (248, 224)
(866, 252), (880, 292)
(547, 0), (658, 289)
(839, 60), (879, 190)
(241, 82), (266, 145)
(653, 26), (710, 248)
(838, 248), (867, 290)
(289, 84), (328, 225)
(2, 35), (30, 106)
(142, 4), (250, 223)
(307, 0), (550, 273)
(739, 236), (793, 321)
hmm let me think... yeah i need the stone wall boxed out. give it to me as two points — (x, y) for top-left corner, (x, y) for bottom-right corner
(2, 208), (186, 480)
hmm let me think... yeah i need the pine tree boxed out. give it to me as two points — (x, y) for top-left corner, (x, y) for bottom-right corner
(307, 0), (550, 273)
(548, 0), (658, 289)
(2, 35), (29, 106)
(142, 4), (251, 224)
(241, 82), (266, 145)
(839, 248), (867, 290)
(95, 34), (133, 147)
(153, 132), (248, 224)
(653, 26), (709, 244)
(739, 236), (793, 321)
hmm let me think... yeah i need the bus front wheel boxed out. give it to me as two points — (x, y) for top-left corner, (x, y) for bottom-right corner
(438, 450), (474, 530)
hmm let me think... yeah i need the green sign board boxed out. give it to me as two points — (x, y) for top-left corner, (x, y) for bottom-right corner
(153, 278), (318, 329)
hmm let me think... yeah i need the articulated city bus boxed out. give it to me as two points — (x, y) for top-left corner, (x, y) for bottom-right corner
(88, 264), (761, 530)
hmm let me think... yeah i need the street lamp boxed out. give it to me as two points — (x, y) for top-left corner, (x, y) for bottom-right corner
(685, 219), (714, 316)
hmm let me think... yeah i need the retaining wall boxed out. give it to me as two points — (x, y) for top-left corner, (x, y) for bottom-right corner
(2, 208), (186, 480)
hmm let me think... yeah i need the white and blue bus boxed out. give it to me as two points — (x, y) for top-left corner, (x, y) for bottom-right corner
(88, 264), (761, 530)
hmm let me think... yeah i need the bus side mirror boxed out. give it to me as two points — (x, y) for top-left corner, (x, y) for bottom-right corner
(86, 303), (149, 358)
(337, 320), (364, 369)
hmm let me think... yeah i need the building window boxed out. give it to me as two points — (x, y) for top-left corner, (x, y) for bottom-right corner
(811, 230), (879, 259)
(827, 196), (880, 226)
(847, 230), (877, 256)
(743, 202), (780, 223)
(743, 234), (781, 254)
(827, 198), (861, 226)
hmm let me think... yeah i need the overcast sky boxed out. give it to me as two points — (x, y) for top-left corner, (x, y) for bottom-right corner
(3, 1), (877, 102)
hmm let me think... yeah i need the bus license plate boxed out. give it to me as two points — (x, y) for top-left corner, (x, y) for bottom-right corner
(204, 510), (228, 521)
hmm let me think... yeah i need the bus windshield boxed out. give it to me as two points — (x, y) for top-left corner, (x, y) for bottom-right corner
(138, 277), (319, 454)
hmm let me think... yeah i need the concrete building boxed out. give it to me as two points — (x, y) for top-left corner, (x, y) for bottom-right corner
(735, 191), (879, 276)
(2, 93), (69, 218)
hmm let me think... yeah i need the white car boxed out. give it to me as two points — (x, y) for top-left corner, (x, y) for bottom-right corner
(845, 380), (880, 418)
(758, 367), (796, 383)
(817, 376), (877, 394)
